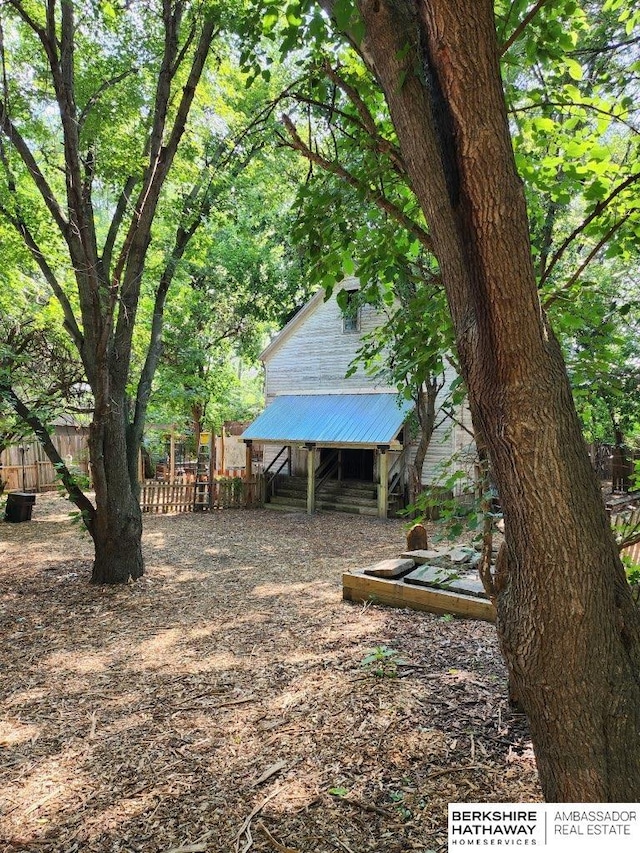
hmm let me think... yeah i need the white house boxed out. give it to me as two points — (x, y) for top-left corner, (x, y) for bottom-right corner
(242, 278), (474, 516)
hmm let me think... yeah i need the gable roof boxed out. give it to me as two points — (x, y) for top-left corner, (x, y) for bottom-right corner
(241, 393), (412, 447)
(260, 277), (360, 363)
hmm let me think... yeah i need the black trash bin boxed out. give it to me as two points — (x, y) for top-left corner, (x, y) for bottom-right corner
(4, 492), (36, 523)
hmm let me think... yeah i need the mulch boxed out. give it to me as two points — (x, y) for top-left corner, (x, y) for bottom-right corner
(0, 493), (541, 853)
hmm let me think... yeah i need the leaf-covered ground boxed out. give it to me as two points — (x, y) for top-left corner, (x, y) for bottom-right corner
(0, 494), (541, 853)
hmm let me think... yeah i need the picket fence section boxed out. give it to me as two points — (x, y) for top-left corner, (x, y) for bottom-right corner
(140, 477), (262, 514)
(616, 507), (640, 566)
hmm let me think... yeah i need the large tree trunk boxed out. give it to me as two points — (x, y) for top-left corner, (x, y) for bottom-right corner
(344, 0), (640, 800)
(88, 407), (144, 584)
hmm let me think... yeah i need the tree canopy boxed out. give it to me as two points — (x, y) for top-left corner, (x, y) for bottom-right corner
(0, 0), (308, 582)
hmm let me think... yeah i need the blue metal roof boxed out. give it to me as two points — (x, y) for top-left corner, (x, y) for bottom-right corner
(241, 393), (413, 446)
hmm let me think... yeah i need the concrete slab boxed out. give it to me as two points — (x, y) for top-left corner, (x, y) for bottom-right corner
(363, 558), (415, 578)
(400, 548), (446, 564)
(447, 548), (475, 564)
(404, 565), (488, 599)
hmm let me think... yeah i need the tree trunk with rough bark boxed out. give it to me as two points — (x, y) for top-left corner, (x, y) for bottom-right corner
(88, 406), (143, 584)
(331, 0), (640, 801)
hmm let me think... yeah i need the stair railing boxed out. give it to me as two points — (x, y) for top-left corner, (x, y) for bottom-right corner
(263, 446), (290, 501)
(315, 449), (340, 494)
(388, 447), (409, 510)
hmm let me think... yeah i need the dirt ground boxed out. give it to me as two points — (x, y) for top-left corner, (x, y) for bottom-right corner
(0, 493), (541, 853)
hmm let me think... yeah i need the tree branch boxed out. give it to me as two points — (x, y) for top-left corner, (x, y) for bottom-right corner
(544, 214), (631, 309)
(78, 67), (139, 130)
(6, 0), (48, 42)
(539, 173), (639, 286)
(112, 12), (218, 387)
(2, 385), (96, 533)
(500, 0), (552, 56)
(511, 101), (639, 136)
(101, 174), (140, 278)
(0, 105), (70, 238)
(280, 113), (433, 251)
(131, 139), (259, 442)
(0, 204), (85, 352)
(322, 62), (406, 175)
(6, 0), (101, 339)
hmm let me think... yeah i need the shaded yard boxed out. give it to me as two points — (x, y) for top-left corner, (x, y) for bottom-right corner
(0, 494), (541, 852)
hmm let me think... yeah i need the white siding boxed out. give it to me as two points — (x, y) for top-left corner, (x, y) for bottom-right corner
(261, 282), (392, 476)
(264, 280), (393, 400)
(451, 401), (477, 496)
(419, 418), (456, 485)
(259, 280), (476, 494)
(403, 362), (475, 491)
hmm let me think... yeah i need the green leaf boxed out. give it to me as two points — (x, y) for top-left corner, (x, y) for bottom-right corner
(565, 58), (583, 80)
(263, 12), (278, 31)
(532, 117), (555, 133)
(334, 0), (354, 29)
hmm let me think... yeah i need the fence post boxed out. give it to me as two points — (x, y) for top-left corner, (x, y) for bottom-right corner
(169, 428), (176, 483)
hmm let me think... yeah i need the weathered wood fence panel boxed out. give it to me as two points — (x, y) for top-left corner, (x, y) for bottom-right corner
(1, 430), (90, 493)
(624, 541), (640, 566)
(140, 477), (263, 514)
(617, 507), (640, 566)
(140, 482), (196, 514)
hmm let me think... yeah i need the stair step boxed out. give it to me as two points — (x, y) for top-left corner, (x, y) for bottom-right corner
(316, 501), (379, 516)
(274, 490), (377, 508)
(269, 495), (306, 506)
(318, 487), (377, 500)
(318, 479), (376, 491)
(319, 493), (377, 508)
(274, 486), (308, 497)
(266, 475), (392, 516)
(263, 499), (307, 512)
(268, 495), (381, 515)
(275, 479), (376, 495)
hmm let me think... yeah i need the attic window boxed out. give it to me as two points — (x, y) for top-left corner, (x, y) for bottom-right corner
(342, 289), (360, 332)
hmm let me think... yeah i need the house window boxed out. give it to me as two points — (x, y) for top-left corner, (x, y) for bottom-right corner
(342, 289), (359, 332)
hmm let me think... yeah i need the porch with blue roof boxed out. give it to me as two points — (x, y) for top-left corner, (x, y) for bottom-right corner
(241, 393), (413, 517)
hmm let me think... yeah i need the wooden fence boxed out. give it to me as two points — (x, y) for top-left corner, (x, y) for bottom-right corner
(589, 442), (640, 490)
(615, 506), (640, 566)
(140, 477), (263, 514)
(624, 540), (640, 566)
(0, 429), (90, 493)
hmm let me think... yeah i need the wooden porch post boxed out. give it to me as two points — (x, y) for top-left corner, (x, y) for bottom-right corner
(306, 443), (316, 515)
(208, 431), (215, 509)
(377, 445), (389, 518)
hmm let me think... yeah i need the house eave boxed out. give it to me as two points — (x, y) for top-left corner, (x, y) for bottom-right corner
(259, 289), (325, 363)
(259, 277), (361, 363)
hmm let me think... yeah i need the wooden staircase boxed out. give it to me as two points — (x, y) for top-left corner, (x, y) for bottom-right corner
(265, 475), (381, 515)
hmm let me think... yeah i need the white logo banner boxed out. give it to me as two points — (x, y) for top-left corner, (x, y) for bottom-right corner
(448, 803), (639, 851)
